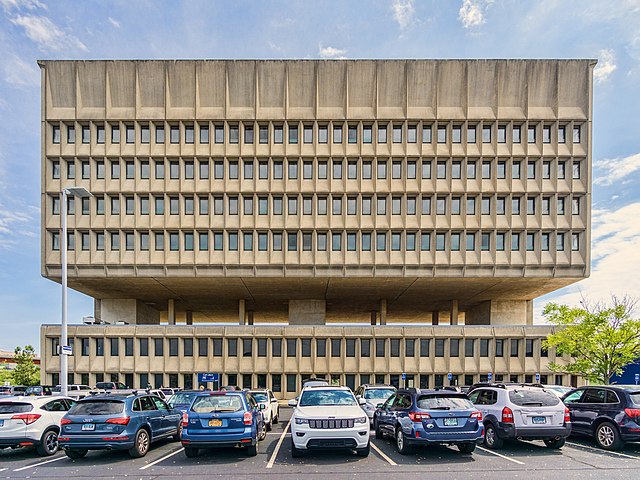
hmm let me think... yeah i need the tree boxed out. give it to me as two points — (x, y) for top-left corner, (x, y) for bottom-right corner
(543, 296), (640, 384)
(11, 345), (40, 386)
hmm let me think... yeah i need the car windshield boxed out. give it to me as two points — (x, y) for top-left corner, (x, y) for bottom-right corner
(417, 395), (475, 410)
(299, 389), (357, 407)
(192, 395), (244, 413)
(509, 389), (560, 407)
(0, 402), (33, 413)
(251, 393), (269, 402)
(170, 392), (199, 406)
(69, 400), (125, 415)
(363, 389), (395, 401)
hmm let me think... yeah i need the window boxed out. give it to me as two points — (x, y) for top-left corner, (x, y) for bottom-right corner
(495, 339), (504, 357)
(422, 124), (432, 143)
(288, 123), (298, 144)
(348, 125), (357, 143)
(391, 232), (401, 251)
(378, 124), (387, 143)
(392, 124), (402, 143)
(110, 196), (120, 215)
(125, 196), (134, 215)
(67, 160), (75, 179)
(479, 233), (489, 251)
(542, 161), (551, 179)
(497, 125), (506, 143)
(361, 232), (371, 251)
(392, 161), (402, 179)
(513, 125), (521, 143)
(170, 161), (179, 179)
(512, 197), (520, 215)
(377, 196), (386, 215)
(543, 124), (551, 143)
(376, 232), (386, 251)
(436, 232), (445, 251)
(452, 197), (461, 215)
(467, 197), (476, 215)
(451, 232), (460, 251)
(558, 125), (566, 143)
(375, 339), (386, 357)
(510, 339), (519, 357)
(497, 161), (506, 179)
(229, 124), (239, 144)
(437, 125), (446, 143)
(228, 231), (238, 251)
(573, 125), (581, 143)
(482, 161), (491, 179)
(437, 161), (446, 179)
(511, 232), (520, 251)
(288, 196), (298, 215)
(542, 197), (550, 215)
(377, 160), (387, 179)
(466, 232), (475, 251)
(244, 124), (254, 144)
(556, 232), (565, 251)
(467, 124), (476, 143)
(392, 197), (401, 215)
(333, 124), (342, 143)
(526, 232), (535, 251)
(572, 232), (580, 251)
(67, 124), (76, 143)
(481, 197), (490, 215)
(363, 125), (372, 143)
(155, 232), (164, 251)
(435, 339), (445, 357)
(169, 232), (179, 251)
(301, 124), (313, 144)
(407, 124), (417, 143)
(527, 161), (536, 179)
(332, 160), (342, 179)
(332, 197), (342, 215)
(273, 160), (283, 179)
(407, 196), (416, 215)
(465, 339), (475, 357)
(361, 196), (371, 215)
(140, 232), (149, 251)
(541, 232), (550, 251)
(572, 161), (581, 179)
(558, 161), (566, 179)
(452, 161), (462, 179)
(467, 160), (476, 179)
(169, 196), (179, 215)
(482, 124), (491, 143)
(496, 232), (505, 251)
(527, 197), (535, 215)
(244, 160), (254, 180)
(227, 338), (237, 356)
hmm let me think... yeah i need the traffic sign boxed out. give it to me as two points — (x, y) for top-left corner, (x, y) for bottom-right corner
(198, 373), (219, 383)
(487, 372), (493, 381)
(60, 345), (73, 356)
(401, 373), (406, 381)
(635, 373), (639, 385)
(447, 373), (453, 381)
(535, 373), (541, 383)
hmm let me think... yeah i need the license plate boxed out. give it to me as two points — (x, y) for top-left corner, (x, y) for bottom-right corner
(444, 418), (458, 426)
(82, 423), (95, 431)
(532, 416), (546, 424)
(208, 419), (223, 427)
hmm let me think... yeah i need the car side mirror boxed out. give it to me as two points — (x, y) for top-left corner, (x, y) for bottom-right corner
(271, 398), (278, 403)
(288, 399), (298, 407)
(376, 403), (384, 409)
(259, 403), (266, 410)
(356, 395), (362, 400)
(358, 397), (367, 405)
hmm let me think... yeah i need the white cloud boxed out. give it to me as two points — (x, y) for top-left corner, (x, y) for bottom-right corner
(107, 17), (121, 29)
(10, 14), (88, 52)
(594, 49), (617, 84)
(593, 152), (640, 186)
(3, 54), (40, 86)
(0, 0), (45, 12)
(458, 0), (492, 28)
(0, 204), (37, 251)
(319, 45), (347, 59)
(391, 0), (415, 29)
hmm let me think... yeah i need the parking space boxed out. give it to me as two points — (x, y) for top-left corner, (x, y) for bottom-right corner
(2, 408), (640, 479)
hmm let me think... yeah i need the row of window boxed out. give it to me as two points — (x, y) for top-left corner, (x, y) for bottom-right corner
(50, 371), (565, 393)
(51, 229), (582, 253)
(51, 157), (584, 182)
(53, 336), (550, 359)
(51, 121), (583, 147)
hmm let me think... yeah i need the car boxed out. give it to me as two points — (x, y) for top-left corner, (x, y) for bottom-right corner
(562, 385), (640, 450)
(147, 389), (167, 401)
(289, 385), (370, 457)
(248, 389), (279, 431)
(0, 386), (26, 396)
(0, 396), (76, 456)
(160, 388), (180, 397)
(94, 381), (128, 390)
(468, 384), (570, 449)
(180, 390), (266, 457)
(52, 385), (92, 399)
(24, 386), (54, 396)
(374, 388), (483, 454)
(353, 384), (396, 423)
(301, 378), (329, 389)
(58, 393), (182, 459)
(542, 385), (572, 399)
(167, 390), (202, 413)
(220, 385), (240, 391)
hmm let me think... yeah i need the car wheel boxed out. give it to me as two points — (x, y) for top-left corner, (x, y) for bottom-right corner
(374, 419), (384, 439)
(484, 423), (504, 450)
(458, 442), (476, 454)
(246, 443), (258, 457)
(129, 429), (151, 458)
(395, 427), (411, 455)
(183, 446), (199, 458)
(258, 422), (267, 441)
(273, 411), (279, 424)
(36, 429), (59, 456)
(291, 438), (304, 458)
(172, 425), (182, 442)
(65, 448), (88, 460)
(356, 442), (370, 457)
(595, 422), (625, 451)
(543, 438), (565, 449)
(266, 419), (273, 432)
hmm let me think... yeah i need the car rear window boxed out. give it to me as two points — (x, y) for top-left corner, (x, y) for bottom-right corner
(170, 392), (199, 405)
(69, 400), (125, 415)
(191, 395), (244, 413)
(509, 389), (560, 407)
(0, 402), (33, 414)
(630, 393), (640, 406)
(95, 382), (113, 389)
(416, 395), (475, 410)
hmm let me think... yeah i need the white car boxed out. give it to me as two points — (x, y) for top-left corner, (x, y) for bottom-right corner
(289, 385), (370, 457)
(541, 385), (572, 399)
(249, 389), (279, 431)
(0, 396), (76, 456)
(52, 385), (92, 400)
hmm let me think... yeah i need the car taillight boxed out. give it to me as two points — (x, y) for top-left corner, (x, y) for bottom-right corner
(243, 412), (253, 425)
(471, 411), (483, 421)
(408, 412), (431, 422)
(106, 417), (130, 425)
(12, 414), (41, 425)
(60, 418), (72, 425)
(564, 407), (571, 423)
(502, 407), (514, 423)
(625, 408), (640, 419)
(181, 412), (188, 427)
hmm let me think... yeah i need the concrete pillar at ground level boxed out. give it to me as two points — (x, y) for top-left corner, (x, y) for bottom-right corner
(288, 300), (326, 325)
(451, 300), (459, 325)
(239, 299), (246, 325)
(380, 299), (387, 325)
(526, 300), (533, 325)
(98, 299), (160, 325)
(465, 300), (528, 325)
(168, 299), (176, 325)
(247, 311), (254, 325)
(370, 311), (377, 325)
(186, 310), (193, 325)
(433, 311), (439, 325)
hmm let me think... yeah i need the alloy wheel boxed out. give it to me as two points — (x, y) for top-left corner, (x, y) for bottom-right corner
(598, 425), (615, 447)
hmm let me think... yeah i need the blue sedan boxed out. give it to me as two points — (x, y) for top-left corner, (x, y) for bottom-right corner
(58, 393), (182, 458)
(181, 391), (266, 457)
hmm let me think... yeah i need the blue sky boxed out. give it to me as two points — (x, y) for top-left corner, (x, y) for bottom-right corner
(0, 0), (639, 352)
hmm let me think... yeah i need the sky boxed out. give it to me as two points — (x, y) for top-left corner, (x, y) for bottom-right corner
(0, 0), (639, 352)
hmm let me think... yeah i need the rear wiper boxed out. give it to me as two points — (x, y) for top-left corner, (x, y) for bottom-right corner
(431, 406), (451, 410)
(522, 402), (543, 406)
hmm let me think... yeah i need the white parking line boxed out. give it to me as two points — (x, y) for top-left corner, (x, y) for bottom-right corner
(370, 442), (397, 466)
(266, 418), (292, 468)
(139, 447), (184, 470)
(13, 455), (67, 472)
(566, 441), (640, 460)
(476, 446), (525, 465)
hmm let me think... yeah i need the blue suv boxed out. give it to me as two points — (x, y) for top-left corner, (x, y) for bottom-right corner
(58, 393), (182, 458)
(374, 388), (484, 454)
(181, 391), (266, 457)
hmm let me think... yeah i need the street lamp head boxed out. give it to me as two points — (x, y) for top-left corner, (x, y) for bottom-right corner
(63, 187), (93, 198)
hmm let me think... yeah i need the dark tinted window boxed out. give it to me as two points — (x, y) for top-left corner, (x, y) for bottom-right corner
(154, 338), (163, 356)
(69, 400), (124, 415)
(629, 392), (640, 406)
(390, 339), (400, 357)
(420, 339), (430, 357)
(258, 338), (267, 357)
(316, 338), (326, 357)
(287, 338), (297, 357)
(0, 402), (33, 413)
(271, 338), (282, 357)
(169, 338), (178, 356)
(509, 389), (559, 407)
(227, 338), (237, 356)
(376, 339), (385, 357)
(331, 338), (341, 357)
(346, 338), (356, 357)
(360, 339), (370, 357)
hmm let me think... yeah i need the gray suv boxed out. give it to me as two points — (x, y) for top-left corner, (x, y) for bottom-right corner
(354, 384), (396, 423)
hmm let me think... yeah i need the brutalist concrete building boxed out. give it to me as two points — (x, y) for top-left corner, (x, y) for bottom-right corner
(40, 59), (594, 396)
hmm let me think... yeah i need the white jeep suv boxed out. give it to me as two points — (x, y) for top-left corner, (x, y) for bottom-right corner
(289, 386), (369, 457)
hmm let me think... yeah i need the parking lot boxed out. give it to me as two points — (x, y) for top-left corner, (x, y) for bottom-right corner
(2, 407), (640, 479)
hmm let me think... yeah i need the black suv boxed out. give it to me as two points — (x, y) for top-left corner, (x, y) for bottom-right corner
(563, 385), (640, 450)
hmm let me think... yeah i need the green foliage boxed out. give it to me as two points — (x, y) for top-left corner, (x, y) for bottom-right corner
(0, 363), (12, 385)
(11, 345), (40, 386)
(543, 298), (640, 384)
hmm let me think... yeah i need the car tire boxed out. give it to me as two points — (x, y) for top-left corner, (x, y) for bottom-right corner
(291, 438), (304, 458)
(273, 411), (279, 424)
(258, 422), (267, 441)
(266, 419), (273, 432)
(395, 427), (412, 455)
(129, 428), (151, 458)
(374, 420), (384, 439)
(172, 425), (182, 442)
(183, 446), (199, 458)
(356, 442), (370, 457)
(65, 448), (88, 460)
(543, 437), (565, 449)
(36, 429), (59, 456)
(595, 422), (625, 451)
(484, 423), (504, 450)
(458, 442), (476, 454)
(246, 443), (258, 457)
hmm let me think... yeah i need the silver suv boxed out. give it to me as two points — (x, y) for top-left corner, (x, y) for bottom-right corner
(354, 384), (396, 423)
(468, 384), (571, 449)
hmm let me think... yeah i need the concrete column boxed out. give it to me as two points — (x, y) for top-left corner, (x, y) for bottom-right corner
(433, 311), (439, 326)
(451, 300), (459, 325)
(239, 299), (246, 325)
(526, 300), (533, 325)
(370, 311), (377, 326)
(247, 311), (254, 325)
(186, 310), (193, 325)
(168, 299), (176, 325)
(380, 299), (387, 325)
